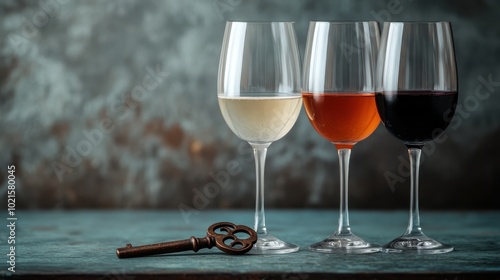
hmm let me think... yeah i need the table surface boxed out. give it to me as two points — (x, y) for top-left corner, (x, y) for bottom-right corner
(1, 210), (500, 279)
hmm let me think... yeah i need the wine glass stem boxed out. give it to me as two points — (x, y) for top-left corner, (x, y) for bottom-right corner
(406, 148), (422, 235)
(337, 148), (352, 235)
(252, 144), (270, 236)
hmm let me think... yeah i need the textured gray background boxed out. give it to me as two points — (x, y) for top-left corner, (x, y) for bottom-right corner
(0, 0), (499, 210)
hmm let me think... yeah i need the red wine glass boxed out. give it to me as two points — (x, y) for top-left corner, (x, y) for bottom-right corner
(375, 21), (457, 254)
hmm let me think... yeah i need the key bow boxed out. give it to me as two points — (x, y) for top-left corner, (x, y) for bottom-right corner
(207, 222), (257, 255)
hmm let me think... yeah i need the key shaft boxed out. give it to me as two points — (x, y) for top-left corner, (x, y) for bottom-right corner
(116, 236), (214, 258)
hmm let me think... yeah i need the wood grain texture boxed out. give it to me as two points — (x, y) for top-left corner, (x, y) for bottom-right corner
(2, 210), (500, 279)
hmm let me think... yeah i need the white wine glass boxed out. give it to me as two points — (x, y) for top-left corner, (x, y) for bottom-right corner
(217, 21), (302, 254)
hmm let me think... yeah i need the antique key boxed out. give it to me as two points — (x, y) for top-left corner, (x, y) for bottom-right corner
(116, 222), (257, 258)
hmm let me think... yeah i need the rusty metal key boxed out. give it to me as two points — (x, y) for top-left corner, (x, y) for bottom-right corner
(116, 222), (257, 258)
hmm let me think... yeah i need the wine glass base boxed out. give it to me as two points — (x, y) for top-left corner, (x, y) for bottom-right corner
(309, 233), (381, 254)
(249, 233), (299, 254)
(382, 234), (453, 254)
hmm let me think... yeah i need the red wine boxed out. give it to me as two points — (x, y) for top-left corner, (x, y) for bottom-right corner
(375, 91), (458, 148)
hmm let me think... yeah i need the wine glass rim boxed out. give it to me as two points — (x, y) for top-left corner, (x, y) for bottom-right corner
(384, 21), (451, 24)
(309, 20), (378, 24)
(302, 91), (376, 94)
(226, 20), (295, 24)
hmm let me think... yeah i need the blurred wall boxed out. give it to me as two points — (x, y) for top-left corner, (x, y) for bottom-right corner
(1, 0), (499, 210)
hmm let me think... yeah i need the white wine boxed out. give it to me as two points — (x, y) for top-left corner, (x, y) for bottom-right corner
(218, 95), (302, 143)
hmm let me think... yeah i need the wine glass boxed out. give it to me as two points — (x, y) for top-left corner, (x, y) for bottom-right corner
(217, 21), (301, 254)
(375, 21), (457, 254)
(302, 21), (381, 253)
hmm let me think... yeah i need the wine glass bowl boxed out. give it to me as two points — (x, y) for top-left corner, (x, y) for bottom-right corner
(217, 21), (301, 254)
(376, 21), (457, 254)
(302, 93), (381, 149)
(302, 21), (381, 253)
(218, 95), (302, 145)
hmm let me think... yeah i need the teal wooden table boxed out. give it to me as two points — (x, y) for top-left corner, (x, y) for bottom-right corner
(2, 210), (500, 279)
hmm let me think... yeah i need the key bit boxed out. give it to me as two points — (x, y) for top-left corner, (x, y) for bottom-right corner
(116, 222), (257, 258)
